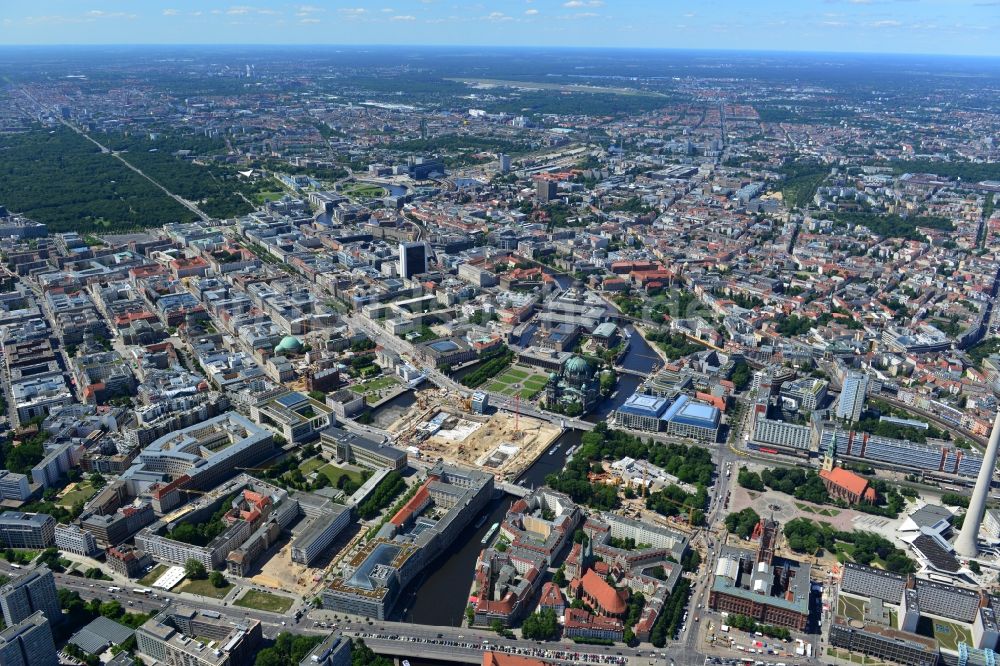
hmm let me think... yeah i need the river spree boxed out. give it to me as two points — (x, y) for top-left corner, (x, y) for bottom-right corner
(400, 327), (659, 628)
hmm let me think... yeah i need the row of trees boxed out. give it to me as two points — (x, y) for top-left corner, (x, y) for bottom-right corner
(166, 493), (237, 546)
(645, 330), (707, 361)
(459, 347), (514, 388)
(649, 579), (691, 647)
(738, 467), (830, 505)
(783, 518), (916, 574)
(545, 423), (715, 513)
(254, 636), (391, 666)
(726, 613), (792, 641)
(739, 465), (913, 518)
(357, 471), (407, 520)
(521, 607), (560, 640)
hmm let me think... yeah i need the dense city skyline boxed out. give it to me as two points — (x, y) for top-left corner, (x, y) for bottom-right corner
(1, 9), (1000, 666)
(1, 0), (1000, 56)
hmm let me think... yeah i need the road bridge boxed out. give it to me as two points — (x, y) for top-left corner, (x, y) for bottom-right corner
(613, 365), (648, 378)
(496, 481), (532, 497)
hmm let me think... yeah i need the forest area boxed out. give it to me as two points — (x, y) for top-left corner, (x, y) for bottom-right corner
(0, 126), (198, 231)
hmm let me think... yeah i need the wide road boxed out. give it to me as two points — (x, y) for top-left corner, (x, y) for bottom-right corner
(346, 312), (594, 430)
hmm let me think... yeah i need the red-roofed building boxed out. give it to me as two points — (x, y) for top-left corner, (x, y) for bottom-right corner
(170, 256), (209, 279)
(572, 569), (628, 618)
(538, 582), (565, 615)
(390, 482), (432, 528)
(563, 607), (624, 641)
(819, 467), (877, 505)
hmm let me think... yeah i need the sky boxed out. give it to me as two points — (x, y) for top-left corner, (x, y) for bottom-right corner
(0, 1), (998, 56)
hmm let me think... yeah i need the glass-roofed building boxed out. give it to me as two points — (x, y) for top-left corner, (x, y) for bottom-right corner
(614, 393), (669, 432)
(663, 394), (721, 442)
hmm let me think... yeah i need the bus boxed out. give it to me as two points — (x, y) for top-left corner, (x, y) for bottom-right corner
(132, 588), (151, 595)
(108, 587), (121, 593)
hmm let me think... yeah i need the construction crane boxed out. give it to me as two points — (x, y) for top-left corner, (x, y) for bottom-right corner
(514, 394), (520, 435)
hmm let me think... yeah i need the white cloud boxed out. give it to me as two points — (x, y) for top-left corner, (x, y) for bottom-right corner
(300, 17), (321, 23)
(381, 8), (396, 13)
(525, 8), (539, 14)
(162, 8), (180, 16)
(226, 6), (252, 15)
(86, 10), (135, 19)
(485, 11), (513, 21)
(339, 7), (367, 15)
(563, 0), (602, 7)
(871, 19), (902, 27)
(391, 14), (416, 20)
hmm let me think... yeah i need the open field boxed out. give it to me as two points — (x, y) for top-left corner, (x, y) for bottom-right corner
(235, 589), (294, 613)
(178, 578), (233, 599)
(254, 189), (287, 204)
(483, 365), (549, 399)
(139, 564), (168, 587)
(57, 481), (97, 507)
(445, 78), (668, 97)
(299, 457), (367, 489)
(318, 464), (365, 488)
(342, 183), (386, 199)
(349, 375), (400, 400)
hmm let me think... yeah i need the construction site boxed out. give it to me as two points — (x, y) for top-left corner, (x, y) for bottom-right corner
(383, 388), (562, 482)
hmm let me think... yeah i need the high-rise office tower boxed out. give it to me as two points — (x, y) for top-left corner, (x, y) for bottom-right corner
(836, 371), (869, 423)
(536, 179), (557, 203)
(955, 411), (1000, 558)
(0, 566), (61, 627)
(0, 612), (58, 666)
(399, 242), (427, 279)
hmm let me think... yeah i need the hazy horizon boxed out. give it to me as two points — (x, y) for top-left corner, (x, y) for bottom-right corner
(1, 0), (998, 57)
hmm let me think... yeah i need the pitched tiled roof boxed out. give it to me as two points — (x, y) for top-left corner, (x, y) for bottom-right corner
(820, 466), (871, 496)
(581, 569), (627, 615)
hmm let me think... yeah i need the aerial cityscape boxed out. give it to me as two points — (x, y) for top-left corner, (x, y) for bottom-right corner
(0, 3), (999, 666)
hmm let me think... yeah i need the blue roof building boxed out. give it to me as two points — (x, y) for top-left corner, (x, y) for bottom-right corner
(663, 395), (721, 442)
(614, 393), (669, 432)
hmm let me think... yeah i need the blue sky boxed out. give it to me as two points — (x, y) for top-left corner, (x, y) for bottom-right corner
(0, 1), (998, 56)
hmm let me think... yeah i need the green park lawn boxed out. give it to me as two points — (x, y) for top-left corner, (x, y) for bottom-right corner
(298, 458), (366, 489)
(918, 615), (973, 652)
(235, 589), (294, 613)
(349, 375), (400, 396)
(178, 578), (234, 599)
(58, 481), (97, 508)
(342, 183), (387, 199)
(484, 365), (549, 398)
(254, 190), (288, 204)
(139, 564), (169, 587)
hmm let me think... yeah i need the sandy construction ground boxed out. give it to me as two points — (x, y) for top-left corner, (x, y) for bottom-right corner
(420, 412), (561, 481)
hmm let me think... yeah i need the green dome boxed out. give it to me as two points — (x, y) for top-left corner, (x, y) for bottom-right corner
(549, 371), (559, 381)
(565, 356), (590, 376)
(274, 336), (304, 354)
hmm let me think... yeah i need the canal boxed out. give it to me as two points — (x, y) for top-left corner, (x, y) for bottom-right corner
(395, 326), (660, 665)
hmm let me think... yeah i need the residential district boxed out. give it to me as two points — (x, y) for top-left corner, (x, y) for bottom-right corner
(0, 47), (998, 666)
